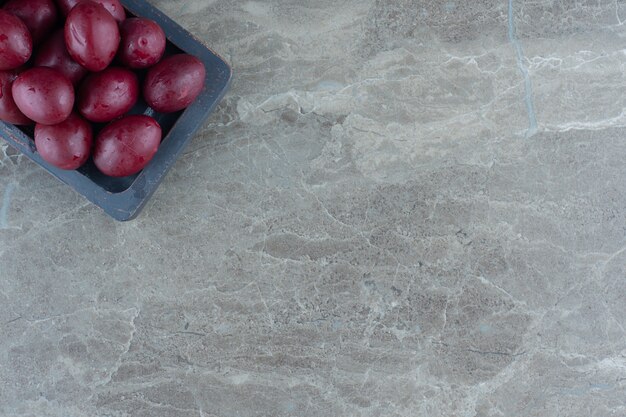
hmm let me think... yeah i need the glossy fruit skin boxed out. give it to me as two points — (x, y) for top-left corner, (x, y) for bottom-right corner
(0, 69), (30, 124)
(64, 0), (120, 72)
(93, 115), (161, 177)
(78, 67), (139, 123)
(0, 10), (32, 70)
(34, 112), (92, 169)
(3, 0), (58, 45)
(12, 67), (74, 125)
(143, 54), (205, 113)
(34, 29), (88, 86)
(56, 0), (125, 22)
(118, 17), (166, 69)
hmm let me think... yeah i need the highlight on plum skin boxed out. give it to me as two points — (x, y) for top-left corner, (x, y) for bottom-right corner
(93, 115), (162, 178)
(34, 112), (93, 170)
(0, 10), (33, 70)
(77, 67), (139, 123)
(118, 17), (166, 69)
(143, 54), (206, 113)
(12, 67), (74, 126)
(64, 0), (120, 72)
(56, 0), (126, 22)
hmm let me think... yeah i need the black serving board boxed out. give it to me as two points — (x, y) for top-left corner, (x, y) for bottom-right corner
(0, 0), (232, 221)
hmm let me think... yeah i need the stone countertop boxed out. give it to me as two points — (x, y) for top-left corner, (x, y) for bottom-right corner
(1, 1), (625, 416)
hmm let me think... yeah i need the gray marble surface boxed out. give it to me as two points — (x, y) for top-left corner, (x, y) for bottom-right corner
(1, 0), (626, 416)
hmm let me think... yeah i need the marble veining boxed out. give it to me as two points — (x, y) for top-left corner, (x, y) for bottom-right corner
(1, 0), (625, 416)
(507, 0), (538, 137)
(0, 182), (16, 230)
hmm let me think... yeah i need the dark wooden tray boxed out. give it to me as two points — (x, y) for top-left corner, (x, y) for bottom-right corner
(0, 0), (232, 221)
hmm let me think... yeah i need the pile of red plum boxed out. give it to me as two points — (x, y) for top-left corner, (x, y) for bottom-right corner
(0, 0), (206, 177)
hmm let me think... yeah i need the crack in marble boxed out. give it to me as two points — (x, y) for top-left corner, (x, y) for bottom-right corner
(94, 307), (140, 389)
(15, 307), (99, 325)
(475, 275), (526, 306)
(432, 341), (527, 357)
(507, 0), (538, 137)
(3, 316), (22, 325)
(465, 348), (527, 357)
(0, 182), (16, 230)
